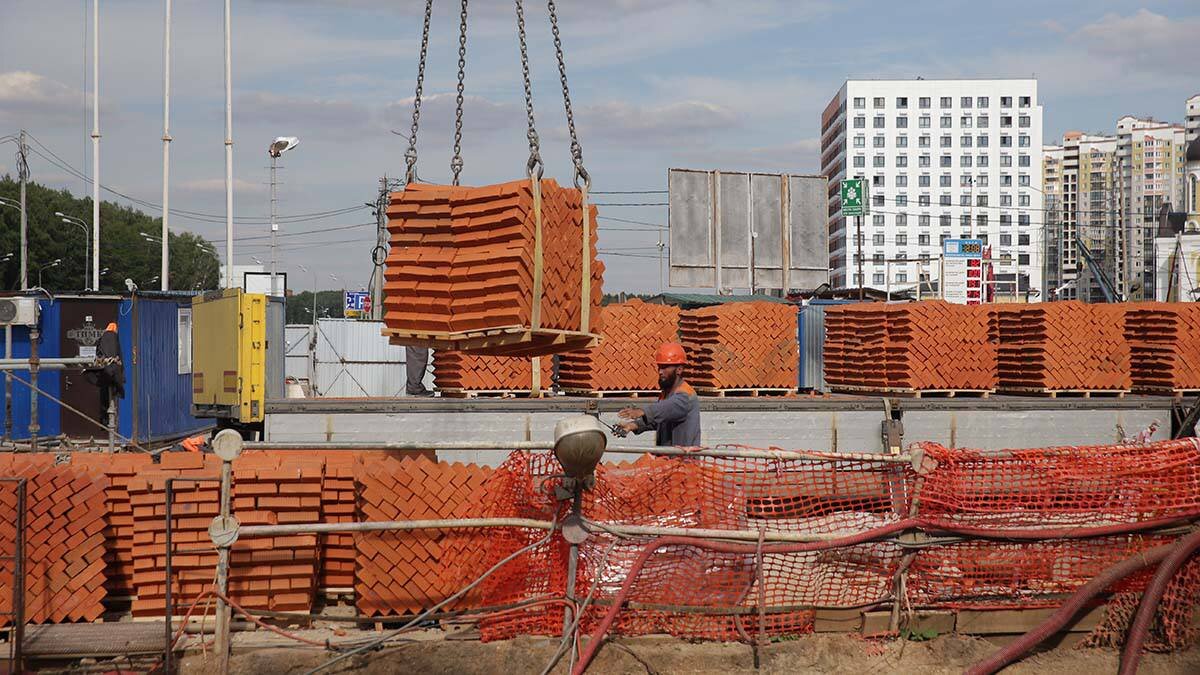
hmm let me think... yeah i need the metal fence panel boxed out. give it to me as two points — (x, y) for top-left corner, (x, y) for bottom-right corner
(284, 325), (312, 383)
(788, 175), (830, 288)
(312, 319), (410, 397)
(668, 169), (713, 287)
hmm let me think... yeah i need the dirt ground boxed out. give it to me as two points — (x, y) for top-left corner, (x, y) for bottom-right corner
(179, 632), (1200, 674)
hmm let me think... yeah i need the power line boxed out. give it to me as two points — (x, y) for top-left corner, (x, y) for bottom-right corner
(597, 215), (664, 229)
(590, 190), (666, 195)
(592, 202), (668, 207)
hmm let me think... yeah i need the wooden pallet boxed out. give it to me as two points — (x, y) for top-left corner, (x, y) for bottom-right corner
(1135, 388), (1200, 399)
(1001, 388), (1129, 399)
(694, 387), (797, 398)
(831, 386), (994, 398)
(438, 388), (550, 399)
(561, 389), (659, 399)
(384, 325), (599, 356)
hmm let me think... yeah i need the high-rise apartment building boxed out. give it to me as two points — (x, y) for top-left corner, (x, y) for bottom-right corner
(1116, 117), (1187, 299)
(1042, 145), (1065, 296)
(1186, 94), (1200, 143)
(821, 79), (1044, 298)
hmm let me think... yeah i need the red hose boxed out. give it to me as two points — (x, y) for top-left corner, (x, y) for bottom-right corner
(965, 542), (1175, 675)
(1118, 528), (1200, 675)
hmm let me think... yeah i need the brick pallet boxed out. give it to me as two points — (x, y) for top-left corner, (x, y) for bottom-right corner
(679, 302), (797, 391)
(354, 456), (493, 617)
(1125, 302), (1200, 393)
(0, 455), (108, 625)
(997, 301), (1131, 393)
(432, 351), (554, 394)
(382, 179), (604, 356)
(558, 299), (680, 393)
(72, 453), (155, 599)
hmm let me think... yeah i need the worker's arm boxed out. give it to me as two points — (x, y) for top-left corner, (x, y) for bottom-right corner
(635, 392), (692, 433)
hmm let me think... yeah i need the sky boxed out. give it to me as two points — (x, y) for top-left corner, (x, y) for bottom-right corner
(1, 0), (1198, 293)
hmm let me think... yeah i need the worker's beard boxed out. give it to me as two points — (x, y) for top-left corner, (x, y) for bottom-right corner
(659, 369), (679, 391)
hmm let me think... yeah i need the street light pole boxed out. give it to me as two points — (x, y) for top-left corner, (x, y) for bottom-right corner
(267, 137), (299, 298)
(38, 259), (62, 289)
(57, 214), (90, 290)
(222, 0), (234, 291)
(91, 0), (101, 292)
(18, 130), (28, 290)
(161, 0), (173, 291)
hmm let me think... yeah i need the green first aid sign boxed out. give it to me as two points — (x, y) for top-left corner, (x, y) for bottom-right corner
(841, 178), (865, 217)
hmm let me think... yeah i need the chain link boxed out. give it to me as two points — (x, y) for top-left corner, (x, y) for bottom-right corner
(404, 0), (434, 184)
(450, 0), (470, 185)
(547, 0), (588, 189)
(514, 0), (543, 179)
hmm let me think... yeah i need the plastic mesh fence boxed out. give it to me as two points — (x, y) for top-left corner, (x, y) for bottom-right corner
(448, 439), (1200, 645)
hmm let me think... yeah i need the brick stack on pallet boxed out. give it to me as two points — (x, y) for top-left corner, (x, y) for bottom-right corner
(382, 179), (604, 356)
(558, 299), (681, 395)
(823, 304), (890, 390)
(72, 453), (155, 600)
(885, 302), (996, 392)
(679, 301), (798, 394)
(314, 453), (358, 591)
(228, 452), (323, 613)
(354, 455), (493, 617)
(997, 301), (1131, 394)
(0, 455), (109, 625)
(432, 352), (555, 395)
(1125, 303), (1200, 394)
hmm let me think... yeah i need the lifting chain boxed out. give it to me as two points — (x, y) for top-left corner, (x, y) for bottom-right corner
(450, 0), (469, 185)
(514, 0), (543, 179)
(546, 0), (589, 189)
(403, 0), (434, 185)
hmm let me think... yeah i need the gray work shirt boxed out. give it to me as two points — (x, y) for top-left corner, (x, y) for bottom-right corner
(633, 381), (702, 447)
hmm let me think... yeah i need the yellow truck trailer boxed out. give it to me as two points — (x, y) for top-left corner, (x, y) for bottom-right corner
(191, 288), (285, 435)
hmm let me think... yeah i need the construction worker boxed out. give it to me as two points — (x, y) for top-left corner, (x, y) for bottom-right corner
(85, 322), (125, 424)
(617, 342), (701, 447)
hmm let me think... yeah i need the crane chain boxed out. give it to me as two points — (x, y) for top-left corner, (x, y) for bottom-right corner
(514, 0), (543, 179)
(450, 0), (469, 185)
(546, 0), (588, 189)
(404, 0), (434, 185)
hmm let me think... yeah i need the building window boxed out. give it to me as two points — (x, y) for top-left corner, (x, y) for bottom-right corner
(873, 175), (885, 187)
(853, 273), (862, 285)
(961, 214), (971, 228)
(961, 155), (973, 167)
(919, 175), (930, 187)
(1018, 253), (1030, 265)
(941, 135), (952, 148)
(897, 135), (908, 148)
(1001, 154), (1012, 167)
(919, 96), (931, 109)
(1000, 214), (1012, 226)
(1018, 174), (1030, 187)
(977, 174), (989, 187)
(1000, 233), (1012, 246)
(896, 272), (908, 283)
(896, 213), (908, 226)
(1001, 174), (1012, 187)
(919, 155), (931, 167)
(919, 233), (930, 245)
(853, 155), (865, 167)
(874, 115), (885, 128)
(1019, 96), (1031, 107)
(919, 194), (931, 206)
(873, 193), (885, 206)
(977, 135), (989, 147)
(919, 135), (931, 148)
(896, 194), (908, 206)
(919, 214), (930, 227)
(1019, 234), (1030, 245)
(873, 272), (885, 284)
(941, 194), (952, 206)
(977, 96), (989, 107)
(896, 175), (908, 187)
(919, 116), (931, 129)
(940, 232), (950, 244)
(854, 97), (866, 109)
(977, 195), (988, 207)
(961, 135), (973, 147)
(959, 96), (971, 108)
(1018, 214), (1030, 226)
(1001, 194), (1012, 207)
(1000, 135), (1012, 147)
(1019, 193), (1030, 206)
(1001, 115), (1012, 128)
(960, 194), (971, 206)
(897, 96), (908, 108)
(896, 155), (908, 168)
(941, 116), (952, 129)
(979, 233), (988, 245)
(874, 135), (886, 148)
(873, 232), (885, 244)
(873, 155), (885, 167)
(976, 214), (987, 230)
(960, 115), (973, 128)
(1019, 115), (1031, 128)
(854, 135), (865, 148)
(1001, 96), (1012, 107)
(896, 116), (908, 128)
(1019, 135), (1031, 147)
(940, 155), (952, 167)
(1018, 154), (1031, 167)
(940, 214), (951, 228)
(940, 96), (952, 108)
(897, 233), (908, 245)
(977, 115), (989, 127)
(977, 154), (988, 167)
(874, 96), (885, 108)
(854, 116), (866, 128)
(940, 174), (952, 187)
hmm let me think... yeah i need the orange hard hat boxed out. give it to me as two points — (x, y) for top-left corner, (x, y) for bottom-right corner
(654, 342), (687, 365)
(105, 322), (117, 332)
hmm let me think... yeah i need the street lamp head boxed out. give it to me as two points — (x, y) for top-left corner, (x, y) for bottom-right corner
(268, 136), (300, 158)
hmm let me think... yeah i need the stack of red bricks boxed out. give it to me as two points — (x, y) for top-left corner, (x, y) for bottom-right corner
(679, 301), (798, 390)
(997, 301), (1131, 392)
(228, 452), (323, 612)
(0, 454), (109, 625)
(1125, 302), (1200, 393)
(432, 351), (554, 393)
(313, 453), (358, 590)
(354, 455), (493, 616)
(382, 179), (604, 351)
(127, 452), (223, 618)
(72, 453), (155, 599)
(823, 304), (888, 389)
(558, 299), (680, 393)
(885, 301), (996, 390)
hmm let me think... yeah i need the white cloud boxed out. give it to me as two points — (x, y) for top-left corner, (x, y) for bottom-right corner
(679, 138), (822, 174)
(565, 100), (738, 145)
(0, 72), (94, 127)
(236, 92), (375, 139)
(382, 93), (521, 136)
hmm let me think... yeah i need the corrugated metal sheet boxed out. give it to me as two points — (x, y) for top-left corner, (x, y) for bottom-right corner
(266, 298), (286, 400)
(285, 325), (313, 382)
(312, 319), (412, 397)
(798, 300), (855, 391)
(0, 299), (63, 439)
(121, 296), (213, 443)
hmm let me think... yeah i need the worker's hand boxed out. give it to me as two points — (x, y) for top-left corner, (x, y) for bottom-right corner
(617, 421), (638, 435)
(618, 407), (645, 420)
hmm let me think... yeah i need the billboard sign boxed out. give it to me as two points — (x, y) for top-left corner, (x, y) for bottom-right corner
(942, 238), (984, 305)
(840, 178), (865, 217)
(344, 291), (370, 319)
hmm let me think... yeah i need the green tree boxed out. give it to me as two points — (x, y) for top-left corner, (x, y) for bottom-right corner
(0, 177), (219, 292)
(286, 290), (347, 324)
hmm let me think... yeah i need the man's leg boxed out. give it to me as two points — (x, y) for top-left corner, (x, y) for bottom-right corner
(405, 346), (431, 396)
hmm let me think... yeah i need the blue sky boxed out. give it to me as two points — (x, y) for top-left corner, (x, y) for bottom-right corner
(2, 0), (1198, 292)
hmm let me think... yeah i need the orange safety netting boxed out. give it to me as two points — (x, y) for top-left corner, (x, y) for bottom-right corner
(446, 439), (1200, 645)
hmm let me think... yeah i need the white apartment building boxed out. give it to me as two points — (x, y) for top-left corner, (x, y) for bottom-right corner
(1115, 117), (1187, 299)
(1186, 94), (1200, 143)
(821, 79), (1044, 299)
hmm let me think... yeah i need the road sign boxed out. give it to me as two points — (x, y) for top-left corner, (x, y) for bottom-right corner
(942, 238), (984, 305)
(344, 291), (369, 318)
(840, 179), (865, 217)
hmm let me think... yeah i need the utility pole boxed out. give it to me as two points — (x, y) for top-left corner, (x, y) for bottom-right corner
(223, 0), (234, 289)
(17, 131), (28, 290)
(161, 0), (172, 291)
(91, 0), (100, 292)
(370, 176), (388, 320)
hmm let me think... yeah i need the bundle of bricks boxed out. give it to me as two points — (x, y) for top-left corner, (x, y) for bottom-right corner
(997, 301), (1131, 392)
(72, 453), (155, 599)
(679, 301), (798, 392)
(432, 351), (555, 394)
(312, 453), (358, 591)
(1125, 302), (1200, 394)
(822, 304), (888, 389)
(885, 302), (996, 391)
(0, 454), (109, 625)
(354, 455), (494, 616)
(382, 179), (604, 355)
(228, 451), (323, 612)
(558, 299), (681, 393)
